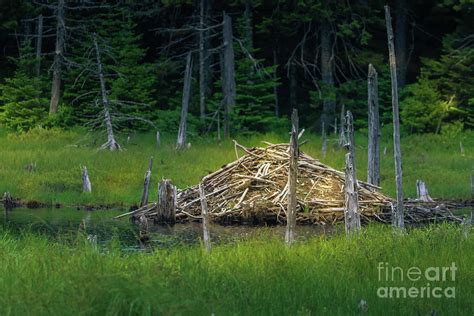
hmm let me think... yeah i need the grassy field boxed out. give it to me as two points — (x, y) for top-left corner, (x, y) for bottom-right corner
(0, 127), (473, 206)
(0, 224), (471, 315)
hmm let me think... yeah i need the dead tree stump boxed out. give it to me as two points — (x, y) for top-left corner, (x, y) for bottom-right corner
(199, 183), (211, 252)
(344, 111), (361, 235)
(81, 166), (92, 193)
(3, 192), (15, 210)
(416, 180), (433, 202)
(285, 108), (298, 245)
(156, 179), (176, 224)
(140, 157), (153, 207)
(367, 64), (380, 186)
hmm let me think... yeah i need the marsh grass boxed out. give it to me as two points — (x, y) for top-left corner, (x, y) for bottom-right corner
(0, 224), (472, 315)
(0, 127), (472, 206)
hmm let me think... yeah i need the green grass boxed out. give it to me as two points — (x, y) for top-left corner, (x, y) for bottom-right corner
(0, 127), (473, 206)
(0, 224), (472, 315)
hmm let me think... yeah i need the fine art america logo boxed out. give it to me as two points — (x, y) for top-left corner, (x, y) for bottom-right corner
(377, 262), (457, 299)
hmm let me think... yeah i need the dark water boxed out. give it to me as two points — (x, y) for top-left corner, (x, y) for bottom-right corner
(1, 207), (334, 251)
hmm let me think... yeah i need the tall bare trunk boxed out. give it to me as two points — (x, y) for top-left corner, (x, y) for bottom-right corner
(344, 111), (361, 235)
(367, 64), (380, 186)
(285, 109), (299, 245)
(35, 14), (43, 76)
(320, 21), (335, 129)
(222, 13), (236, 138)
(385, 6), (404, 229)
(395, 0), (408, 87)
(93, 33), (120, 151)
(199, 0), (210, 121)
(49, 0), (65, 115)
(273, 49), (280, 117)
(289, 60), (297, 110)
(177, 52), (193, 149)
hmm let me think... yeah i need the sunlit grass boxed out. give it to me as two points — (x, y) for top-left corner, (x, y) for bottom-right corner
(0, 127), (472, 206)
(0, 224), (472, 315)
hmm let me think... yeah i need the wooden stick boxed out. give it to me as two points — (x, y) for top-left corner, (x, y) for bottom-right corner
(140, 157), (153, 207)
(177, 52), (193, 150)
(367, 64), (380, 186)
(199, 183), (211, 252)
(344, 111), (361, 235)
(285, 109), (298, 245)
(385, 5), (405, 229)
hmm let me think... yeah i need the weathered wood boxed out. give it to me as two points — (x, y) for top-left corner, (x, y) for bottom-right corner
(285, 109), (298, 245)
(217, 112), (221, 141)
(49, 0), (65, 115)
(138, 214), (149, 242)
(416, 180), (433, 202)
(338, 104), (346, 147)
(321, 121), (327, 159)
(367, 64), (381, 186)
(344, 111), (361, 235)
(93, 33), (120, 151)
(199, 183), (211, 252)
(156, 131), (161, 148)
(222, 13), (236, 138)
(140, 157), (153, 207)
(273, 49), (280, 117)
(198, 0), (208, 121)
(156, 179), (176, 224)
(81, 166), (92, 193)
(385, 5), (405, 228)
(3, 192), (14, 210)
(35, 14), (43, 76)
(177, 52), (193, 149)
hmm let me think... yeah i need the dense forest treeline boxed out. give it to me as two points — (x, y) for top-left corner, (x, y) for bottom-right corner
(0, 0), (472, 137)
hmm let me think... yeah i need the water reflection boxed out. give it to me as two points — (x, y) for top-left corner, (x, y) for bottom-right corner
(1, 207), (336, 251)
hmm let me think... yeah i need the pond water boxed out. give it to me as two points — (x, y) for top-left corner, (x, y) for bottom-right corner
(1, 207), (335, 251)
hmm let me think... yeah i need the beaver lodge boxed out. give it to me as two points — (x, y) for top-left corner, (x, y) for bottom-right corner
(117, 142), (462, 225)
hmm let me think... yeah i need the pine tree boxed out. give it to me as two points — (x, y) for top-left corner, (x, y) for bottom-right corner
(0, 41), (49, 132)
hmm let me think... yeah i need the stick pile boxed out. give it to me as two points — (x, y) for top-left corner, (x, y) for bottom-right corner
(176, 142), (389, 225)
(118, 142), (464, 225)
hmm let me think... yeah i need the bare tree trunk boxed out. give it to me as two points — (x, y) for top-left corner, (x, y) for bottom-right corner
(395, 0), (408, 87)
(35, 14), (43, 76)
(367, 64), (380, 186)
(140, 157), (153, 207)
(156, 179), (176, 224)
(285, 109), (298, 245)
(385, 6), (405, 229)
(198, 0), (209, 121)
(93, 33), (120, 151)
(244, 1), (254, 51)
(344, 111), (361, 235)
(289, 60), (297, 110)
(199, 183), (211, 252)
(81, 166), (92, 193)
(273, 49), (280, 117)
(338, 104), (346, 147)
(49, 0), (65, 115)
(320, 20), (335, 129)
(321, 121), (327, 159)
(177, 52), (193, 149)
(222, 13), (236, 138)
